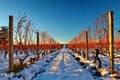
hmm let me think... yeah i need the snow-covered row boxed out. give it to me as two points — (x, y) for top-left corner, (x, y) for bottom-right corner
(0, 49), (61, 80)
(33, 48), (94, 80)
(73, 50), (120, 80)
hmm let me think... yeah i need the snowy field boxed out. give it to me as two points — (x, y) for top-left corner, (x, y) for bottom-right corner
(72, 49), (120, 80)
(0, 49), (61, 80)
(33, 48), (94, 80)
(0, 47), (120, 80)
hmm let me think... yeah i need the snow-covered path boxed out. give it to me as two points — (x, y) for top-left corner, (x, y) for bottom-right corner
(33, 48), (94, 80)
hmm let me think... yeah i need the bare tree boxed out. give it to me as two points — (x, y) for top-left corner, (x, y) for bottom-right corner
(95, 13), (108, 53)
(17, 13), (27, 46)
(24, 21), (33, 46)
(14, 13), (34, 67)
(0, 26), (9, 50)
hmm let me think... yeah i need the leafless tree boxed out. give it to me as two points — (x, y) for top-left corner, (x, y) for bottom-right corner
(14, 13), (34, 66)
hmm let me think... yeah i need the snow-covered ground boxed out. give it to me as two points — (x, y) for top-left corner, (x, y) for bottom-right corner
(72, 50), (120, 80)
(33, 48), (94, 80)
(0, 49), (61, 80)
(0, 47), (120, 80)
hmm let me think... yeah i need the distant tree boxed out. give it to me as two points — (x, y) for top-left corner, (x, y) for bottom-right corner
(0, 26), (9, 50)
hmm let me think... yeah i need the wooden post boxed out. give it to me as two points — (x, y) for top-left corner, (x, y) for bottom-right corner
(9, 15), (13, 72)
(118, 30), (120, 49)
(37, 32), (39, 60)
(108, 11), (114, 74)
(86, 31), (89, 60)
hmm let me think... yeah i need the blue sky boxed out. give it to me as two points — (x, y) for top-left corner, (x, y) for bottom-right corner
(0, 0), (120, 43)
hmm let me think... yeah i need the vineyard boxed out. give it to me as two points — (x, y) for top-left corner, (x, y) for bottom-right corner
(0, 1), (120, 79)
(0, 14), (62, 79)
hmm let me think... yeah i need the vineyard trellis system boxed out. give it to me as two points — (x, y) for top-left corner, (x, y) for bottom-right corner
(67, 11), (116, 74)
(0, 10), (119, 75)
(0, 14), (62, 72)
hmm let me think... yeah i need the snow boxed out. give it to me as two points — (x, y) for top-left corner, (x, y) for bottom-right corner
(0, 47), (120, 80)
(33, 48), (94, 80)
(0, 49), (61, 80)
(72, 50), (120, 80)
